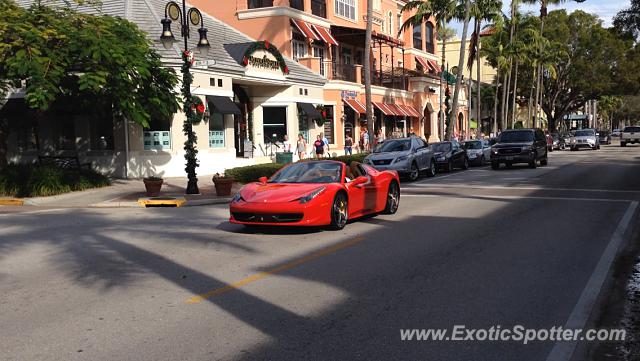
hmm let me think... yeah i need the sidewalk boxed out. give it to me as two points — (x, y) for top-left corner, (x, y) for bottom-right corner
(3, 176), (238, 208)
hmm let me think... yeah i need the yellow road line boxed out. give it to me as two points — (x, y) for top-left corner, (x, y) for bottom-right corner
(186, 235), (366, 304)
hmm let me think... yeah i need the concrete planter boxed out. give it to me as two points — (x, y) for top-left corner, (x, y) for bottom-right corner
(143, 178), (163, 197)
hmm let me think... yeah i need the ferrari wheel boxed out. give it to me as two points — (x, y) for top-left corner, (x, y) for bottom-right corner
(383, 181), (400, 214)
(330, 192), (348, 230)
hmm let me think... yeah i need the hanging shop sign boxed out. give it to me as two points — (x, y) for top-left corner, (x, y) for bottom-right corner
(242, 41), (289, 74)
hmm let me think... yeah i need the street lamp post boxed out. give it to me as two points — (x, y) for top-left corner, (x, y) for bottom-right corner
(160, 1), (210, 194)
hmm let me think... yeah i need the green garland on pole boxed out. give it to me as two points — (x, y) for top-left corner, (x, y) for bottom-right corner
(181, 50), (201, 194)
(242, 41), (289, 74)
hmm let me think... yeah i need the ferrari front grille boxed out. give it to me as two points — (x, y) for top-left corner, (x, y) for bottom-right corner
(232, 212), (304, 223)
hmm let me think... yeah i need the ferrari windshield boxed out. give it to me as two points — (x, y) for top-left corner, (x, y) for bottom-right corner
(268, 162), (343, 184)
(374, 139), (411, 153)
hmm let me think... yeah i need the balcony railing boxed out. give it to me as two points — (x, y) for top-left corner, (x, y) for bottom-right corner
(289, 0), (304, 10)
(365, 65), (412, 91)
(328, 62), (357, 82)
(248, 0), (273, 8)
(311, 0), (326, 18)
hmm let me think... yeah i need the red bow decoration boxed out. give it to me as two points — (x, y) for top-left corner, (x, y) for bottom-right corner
(196, 103), (205, 114)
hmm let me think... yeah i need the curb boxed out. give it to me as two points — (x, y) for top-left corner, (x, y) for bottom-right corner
(0, 198), (24, 206)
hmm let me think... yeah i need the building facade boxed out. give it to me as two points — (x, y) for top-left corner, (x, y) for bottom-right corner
(196, 0), (468, 145)
(3, 0), (469, 179)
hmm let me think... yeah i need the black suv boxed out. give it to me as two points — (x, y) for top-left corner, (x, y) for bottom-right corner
(490, 128), (548, 169)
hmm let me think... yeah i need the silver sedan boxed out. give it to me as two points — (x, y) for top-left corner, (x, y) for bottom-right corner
(364, 136), (436, 181)
(462, 139), (491, 166)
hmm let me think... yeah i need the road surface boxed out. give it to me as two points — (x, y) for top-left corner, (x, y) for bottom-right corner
(1, 144), (639, 361)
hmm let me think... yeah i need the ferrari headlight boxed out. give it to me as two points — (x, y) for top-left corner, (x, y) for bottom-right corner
(298, 186), (326, 204)
(231, 193), (244, 203)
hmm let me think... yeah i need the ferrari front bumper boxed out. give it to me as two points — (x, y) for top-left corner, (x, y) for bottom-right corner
(229, 200), (332, 226)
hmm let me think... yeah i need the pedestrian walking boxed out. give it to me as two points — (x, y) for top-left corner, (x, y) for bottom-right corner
(321, 132), (330, 157)
(296, 134), (307, 160)
(313, 135), (325, 159)
(344, 134), (353, 155)
(282, 134), (291, 152)
(363, 129), (370, 152)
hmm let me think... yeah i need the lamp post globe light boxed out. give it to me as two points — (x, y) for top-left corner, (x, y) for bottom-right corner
(160, 1), (210, 194)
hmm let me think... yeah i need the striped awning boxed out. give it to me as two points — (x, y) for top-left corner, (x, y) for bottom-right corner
(373, 102), (395, 116)
(399, 104), (422, 118)
(416, 56), (430, 71)
(311, 24), (339, 46)
(428, 59), (442, 73)
(343, 98), (366, 114)
(291, 19), (320, 41)
(386, 104), (408, 117)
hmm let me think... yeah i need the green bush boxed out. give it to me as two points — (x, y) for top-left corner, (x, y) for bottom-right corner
(0, 164), (110, 197)
(225, 163), (284, 183)
(225, 153), (370, 183)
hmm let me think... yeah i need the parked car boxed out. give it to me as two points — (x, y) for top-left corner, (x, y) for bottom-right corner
(611, 129), (622, 137)
(462, 139), (491, 166)
(364, 136), (436, 181)
(429, 141), (469, 171)
(550, 133), (564, 150)
(597, 130), (611, 145)
(229, 160), (400, 230)
(569, 129), (599, 150)
(490, 128), (548, 169)
(621, 126), (640, 147)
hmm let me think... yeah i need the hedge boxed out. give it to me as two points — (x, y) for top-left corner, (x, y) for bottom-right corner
(225, 153), (369, 183)
(0, 164), (111, 198)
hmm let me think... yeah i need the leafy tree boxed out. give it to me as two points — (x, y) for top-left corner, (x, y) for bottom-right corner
(0, 0), (179, 169)
(614, 0), (640, 40)
(540, 10), (630, 131)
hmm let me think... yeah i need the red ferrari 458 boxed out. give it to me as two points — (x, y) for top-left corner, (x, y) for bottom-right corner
(229, 160), (400, 230)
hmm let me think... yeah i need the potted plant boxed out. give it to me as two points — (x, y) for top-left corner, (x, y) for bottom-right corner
(212, 173), (234, 196)
(143, 176), (163, 197)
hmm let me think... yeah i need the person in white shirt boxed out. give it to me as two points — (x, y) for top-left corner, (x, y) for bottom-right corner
(282, 134), (291, 152)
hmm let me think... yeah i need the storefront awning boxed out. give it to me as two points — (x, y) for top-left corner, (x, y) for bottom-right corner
(387, 104), (408, 117)
(373, 102), (394, 116)
(343, 98), (366, 114)
(207, 95), (241, 115)
(311, 24), (339, 46)
(428, 59), (441, 73)
(297, 102), (321, 119)
(415, 56), (430, 71)
(291, 19), (321, 41)
(399, 104), (422, 118)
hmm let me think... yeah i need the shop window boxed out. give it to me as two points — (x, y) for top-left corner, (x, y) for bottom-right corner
(323, 105), (334, 144)
(144, 117), (171, 150)
(263, 106), (287, 143)
(90, 116), (114, 150)
(209, 111), (225, 148)
(54, 116), (76, 150)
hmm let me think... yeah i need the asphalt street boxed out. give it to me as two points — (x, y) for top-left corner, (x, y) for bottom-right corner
(1, 144), (639, 361)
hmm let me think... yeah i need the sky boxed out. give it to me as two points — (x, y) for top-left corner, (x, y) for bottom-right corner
(451, 0), (631, 36)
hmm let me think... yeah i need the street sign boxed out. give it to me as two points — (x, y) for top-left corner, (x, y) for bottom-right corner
(193, 59), (216, 69)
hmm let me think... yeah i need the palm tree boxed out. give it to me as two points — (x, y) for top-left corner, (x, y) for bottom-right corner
(467, 0), (503, 134)
(365, 0), (374, 143)
(400, 0), (459, 140)
(481, 15), (510, 131)
(521, 0), (586, 128)
(449, 0), (472, 140)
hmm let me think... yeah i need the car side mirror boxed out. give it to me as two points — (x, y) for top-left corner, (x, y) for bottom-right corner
(258, 176), (268, 184)
(352, 176), (368, 186)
